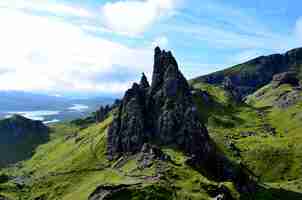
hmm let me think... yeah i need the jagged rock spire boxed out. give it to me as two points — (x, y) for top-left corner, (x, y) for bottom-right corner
(104, 47), (258, 194)
(151, 47), (178, 93)
(107, 82), (146, 160)
(107, 47), (211, 161)
(106, 47), (257, 191)
(139, 73), (150, 89)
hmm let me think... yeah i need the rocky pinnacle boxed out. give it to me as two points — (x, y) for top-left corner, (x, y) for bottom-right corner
(107, 47), (211, 162)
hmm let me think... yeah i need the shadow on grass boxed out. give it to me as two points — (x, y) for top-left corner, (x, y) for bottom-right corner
(242, 185), (302, 200)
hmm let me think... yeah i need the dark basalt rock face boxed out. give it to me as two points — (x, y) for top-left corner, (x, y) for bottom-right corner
(96, 99), (122, 123)
(193, 47), (302, 100)
(95, 105), (111, 123)
(107, 47), (211, 162)
(107, 82), (147, 159)
(272, 72), (300, 88)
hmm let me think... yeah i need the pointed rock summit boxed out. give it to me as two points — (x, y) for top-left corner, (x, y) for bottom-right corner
(139, 73), (150, 89)
(106, 48), (256, 193)
(107, 47), (211, 162)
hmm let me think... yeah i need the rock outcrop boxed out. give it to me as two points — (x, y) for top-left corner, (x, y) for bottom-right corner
(107, 47), (211, 163)
(96, 100), (121, 123)
(272, 72), (300, 88)
(95, 105), (111, 123)
(275, 89), (302, 108)
(137, 143), (171, 169)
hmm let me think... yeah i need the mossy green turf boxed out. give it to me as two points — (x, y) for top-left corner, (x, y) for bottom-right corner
(191, 81), (302, 199)
(0, 115), (243, 200)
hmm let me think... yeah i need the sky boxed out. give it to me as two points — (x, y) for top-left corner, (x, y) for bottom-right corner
(0, 0), (301, 97)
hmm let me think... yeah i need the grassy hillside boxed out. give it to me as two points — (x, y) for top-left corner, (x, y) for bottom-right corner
(0, 115), (49, 168)
(191, 80), (302, 199)
(0, 116), (247, 200)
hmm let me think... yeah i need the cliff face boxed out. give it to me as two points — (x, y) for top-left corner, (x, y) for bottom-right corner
(192, 47), (302, 99)
(107, 47), (211, 162)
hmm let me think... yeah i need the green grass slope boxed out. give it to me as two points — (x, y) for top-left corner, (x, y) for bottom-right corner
(191, 81), (302, 199)
(0, 115), (247, 200)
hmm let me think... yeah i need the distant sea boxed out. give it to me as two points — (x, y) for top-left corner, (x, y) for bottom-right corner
(1, 104), (91, 124)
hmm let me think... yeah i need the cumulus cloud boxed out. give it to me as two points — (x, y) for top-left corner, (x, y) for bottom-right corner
(0, 7), (154, 94)
(101, 0), (178, 36)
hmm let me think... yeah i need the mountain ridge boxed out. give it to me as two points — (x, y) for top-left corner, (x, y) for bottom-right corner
(191, 47), (302, 99)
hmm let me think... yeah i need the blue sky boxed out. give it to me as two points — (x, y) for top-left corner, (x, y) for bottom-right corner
(0, 0), (301, 97)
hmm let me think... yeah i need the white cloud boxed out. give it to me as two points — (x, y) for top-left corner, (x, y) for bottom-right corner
(101, 0), (178, 36)
(152, 36), (169, 48)
(0, 0), (93, 17)
(0, 7), (154, 94)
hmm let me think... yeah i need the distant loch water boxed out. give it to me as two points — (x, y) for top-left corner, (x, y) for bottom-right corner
(68, 104), (89, 112)
(1, 104), (90, 124)
(5, 110), (60, 121)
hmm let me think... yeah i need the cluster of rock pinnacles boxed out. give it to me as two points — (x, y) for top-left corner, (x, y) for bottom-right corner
(106, 47), (255, 192)
(107, 47), (211, 162)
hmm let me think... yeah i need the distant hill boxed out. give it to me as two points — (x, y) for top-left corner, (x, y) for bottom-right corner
(0, 91), (115, 123)
(0, 115), (49, 167)
(0, 91), (114, 111)
(191, 47), (302, 98)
